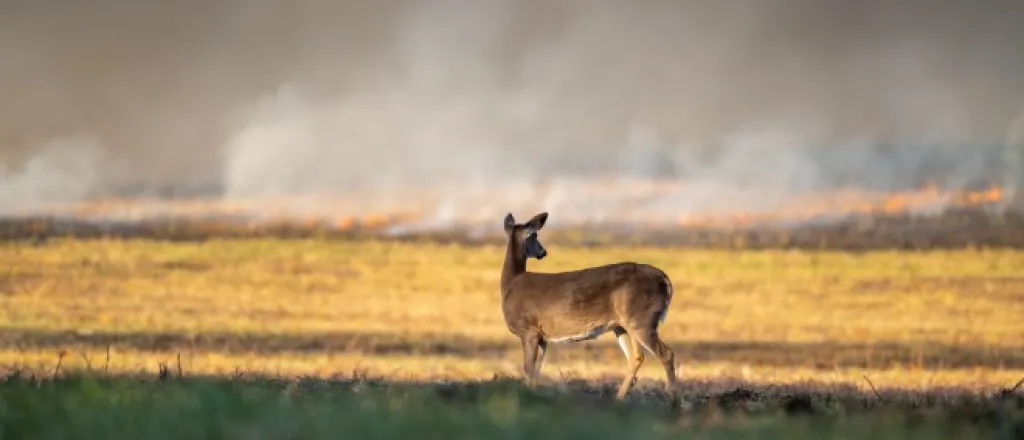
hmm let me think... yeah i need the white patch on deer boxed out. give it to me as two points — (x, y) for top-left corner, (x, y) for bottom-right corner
(547, 323), (616, 344)
(659, 273), (674, 324)
(616, 333), (632, 360)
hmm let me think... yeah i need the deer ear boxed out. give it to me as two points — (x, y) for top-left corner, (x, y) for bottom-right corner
(503, 213), (516, 232)
(526, 212), (548, 230)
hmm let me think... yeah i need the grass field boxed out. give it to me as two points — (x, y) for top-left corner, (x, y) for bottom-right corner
(2, 237), (1023, 438)
(3, 373), (1022, 440)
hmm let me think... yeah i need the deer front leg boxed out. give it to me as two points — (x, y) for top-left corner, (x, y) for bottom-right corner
(520, 332), (541, 387)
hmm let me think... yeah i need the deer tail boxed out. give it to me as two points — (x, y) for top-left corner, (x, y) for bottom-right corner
(659, 271), (674, 324)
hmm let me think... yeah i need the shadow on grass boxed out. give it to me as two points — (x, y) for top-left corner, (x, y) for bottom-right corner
(1, 365), (1022, 440)
(1, 367), (1022, 422)
(3, 326), (1023, 370)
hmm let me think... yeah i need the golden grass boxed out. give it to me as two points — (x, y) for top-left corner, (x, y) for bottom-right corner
(1, 238), (1023, 391)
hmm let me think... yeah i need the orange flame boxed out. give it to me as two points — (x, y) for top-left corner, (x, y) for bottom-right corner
(40, 181), (1014, 233)
(335, 216), (355, 231)
(675, 184), (1007, 229)
(360, 214), (391, 229)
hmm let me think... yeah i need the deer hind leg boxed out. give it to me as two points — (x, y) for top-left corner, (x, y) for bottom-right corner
(534, 339), (547, 380)
(631, 327), (678, 403)
(613, 326), (644, 400)
(520, 332), (542, 387)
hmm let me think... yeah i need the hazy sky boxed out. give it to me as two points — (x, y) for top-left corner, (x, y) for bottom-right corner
(2, 0), (1023, 211)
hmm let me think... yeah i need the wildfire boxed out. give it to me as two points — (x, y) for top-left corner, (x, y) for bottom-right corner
(11, 180), (1014, 233)
(675, 184), (1009, 229)
(961, 186), (1003, 205)
(335, 216), (355, 230)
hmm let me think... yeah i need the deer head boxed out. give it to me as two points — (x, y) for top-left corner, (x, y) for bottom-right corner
(503, 212), (548, 260)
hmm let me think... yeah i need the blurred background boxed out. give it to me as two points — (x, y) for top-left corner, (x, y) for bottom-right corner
(2, 2), (1024, 416)
(2, 0), (1023, 237)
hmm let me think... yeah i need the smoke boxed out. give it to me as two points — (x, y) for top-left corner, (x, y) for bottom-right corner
(2, 0), (1024, 229)
(0, 135), (103, 214)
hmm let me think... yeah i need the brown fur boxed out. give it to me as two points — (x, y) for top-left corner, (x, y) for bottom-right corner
(499, 212), (679, 401)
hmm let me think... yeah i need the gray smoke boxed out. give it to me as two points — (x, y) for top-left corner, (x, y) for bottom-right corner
(2, 0), (1023, 228)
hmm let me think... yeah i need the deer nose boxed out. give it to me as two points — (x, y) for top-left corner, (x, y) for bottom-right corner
(538, 249), (547, 259)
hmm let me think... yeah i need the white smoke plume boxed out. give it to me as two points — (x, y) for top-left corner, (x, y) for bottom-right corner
(2, 0), (1023, 231)
(0, 136), (103, 215)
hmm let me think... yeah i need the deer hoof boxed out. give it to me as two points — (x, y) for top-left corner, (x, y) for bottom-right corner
(668, 395), (682, 410)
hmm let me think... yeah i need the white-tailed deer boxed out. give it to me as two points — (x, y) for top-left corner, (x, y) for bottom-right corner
(499, 212), (678, 401)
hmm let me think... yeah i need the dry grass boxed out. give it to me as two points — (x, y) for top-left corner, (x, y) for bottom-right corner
(1, 238), (1023, 392)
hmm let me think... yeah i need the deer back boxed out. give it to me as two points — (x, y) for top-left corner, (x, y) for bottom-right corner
(501, 262), (672, 338)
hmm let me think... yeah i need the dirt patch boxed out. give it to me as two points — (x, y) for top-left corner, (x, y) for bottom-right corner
(154, 260), (212, 272)
(0, 271), (43, 297)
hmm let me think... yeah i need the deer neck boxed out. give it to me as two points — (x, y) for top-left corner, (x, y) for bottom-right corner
(500, 237), (527, 297)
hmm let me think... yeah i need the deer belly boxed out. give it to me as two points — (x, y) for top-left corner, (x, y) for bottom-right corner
(545, 323), (615, 344)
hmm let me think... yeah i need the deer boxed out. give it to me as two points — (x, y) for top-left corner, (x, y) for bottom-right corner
(499, 211), (679, 402)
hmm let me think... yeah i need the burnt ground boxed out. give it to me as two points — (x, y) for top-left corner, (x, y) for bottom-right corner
(3, 205), (1024, 250)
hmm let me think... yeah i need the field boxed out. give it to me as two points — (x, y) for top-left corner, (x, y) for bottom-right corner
(1, 232), (1023, 438)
